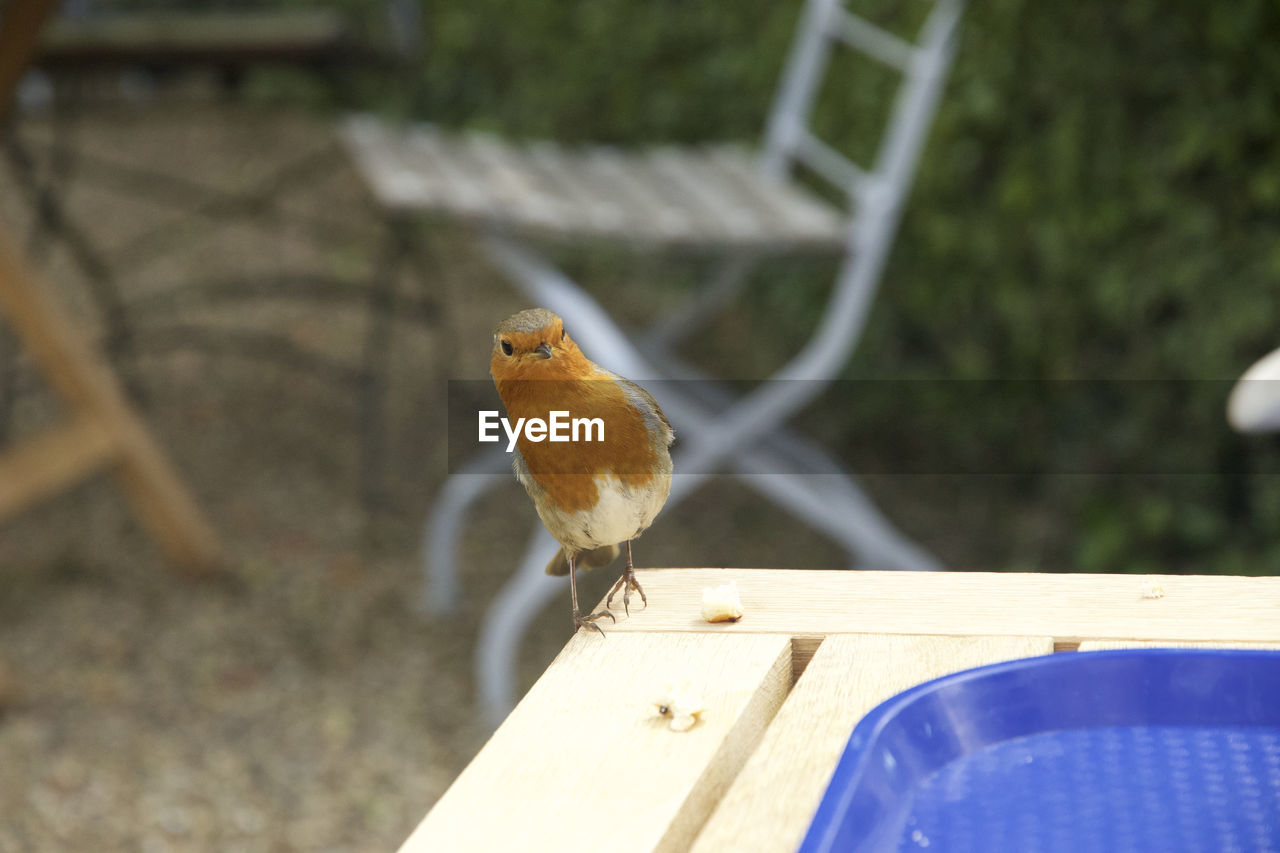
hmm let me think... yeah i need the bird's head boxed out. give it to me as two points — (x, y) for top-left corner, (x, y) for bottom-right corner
(490, 308), (586, 381)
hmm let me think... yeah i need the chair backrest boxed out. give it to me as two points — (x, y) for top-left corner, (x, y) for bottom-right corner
(760, 0), (965, 217)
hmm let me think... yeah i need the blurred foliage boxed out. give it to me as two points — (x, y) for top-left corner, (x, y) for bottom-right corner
(231, 0), (1280, 573)
(853, 0), (1280, 575)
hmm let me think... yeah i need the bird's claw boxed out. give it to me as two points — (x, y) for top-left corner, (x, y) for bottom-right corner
(607, 569), (648, 616)
(574, 609), (616, 636)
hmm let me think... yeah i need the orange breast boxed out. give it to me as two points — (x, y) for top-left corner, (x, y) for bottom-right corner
(495, 376), (662, 514)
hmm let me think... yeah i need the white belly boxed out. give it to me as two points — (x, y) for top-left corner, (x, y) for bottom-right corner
(535, 473), (671, 552)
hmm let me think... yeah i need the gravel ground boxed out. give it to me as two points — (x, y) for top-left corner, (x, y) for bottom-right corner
(0, 98), (879, 851)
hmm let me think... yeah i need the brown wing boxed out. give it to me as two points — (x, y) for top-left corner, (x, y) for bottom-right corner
(614, 375), (675, 448)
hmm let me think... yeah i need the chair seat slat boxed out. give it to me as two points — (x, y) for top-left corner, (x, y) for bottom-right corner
(340, 118), (847, 251)
(644, 148), (768, 242)
(702, 147), (847, 247)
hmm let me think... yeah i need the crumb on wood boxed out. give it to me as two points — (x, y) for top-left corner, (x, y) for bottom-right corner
(701, 581), (744, 623)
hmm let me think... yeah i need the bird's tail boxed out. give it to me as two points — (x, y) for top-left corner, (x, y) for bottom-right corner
(544, 543), (620, 576)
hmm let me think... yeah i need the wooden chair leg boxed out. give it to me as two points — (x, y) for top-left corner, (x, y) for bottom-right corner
(0, 414), (118, 518)
(0, 223), (223, 573)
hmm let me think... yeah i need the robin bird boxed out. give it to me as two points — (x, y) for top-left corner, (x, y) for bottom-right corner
(490, 308), (674, 634)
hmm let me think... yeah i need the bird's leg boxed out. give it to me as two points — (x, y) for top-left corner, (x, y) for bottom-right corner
(606, 540), (648, 616)
(569, 551), (615, 635)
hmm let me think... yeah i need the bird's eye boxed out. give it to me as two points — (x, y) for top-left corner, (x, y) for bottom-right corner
(500, 340), (513, 356)
(658, 705), (669, 716)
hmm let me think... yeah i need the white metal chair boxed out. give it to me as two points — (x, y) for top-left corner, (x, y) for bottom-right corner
(342, 0), (966, 726)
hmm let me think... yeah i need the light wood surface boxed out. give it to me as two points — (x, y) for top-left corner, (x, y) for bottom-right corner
(600, 568), (1280, 645)
(399, 632), (792, 853)
(401, 568), (1280, 852)
(692, 633), (1053, 853)
(1078, 639), (1280, 651)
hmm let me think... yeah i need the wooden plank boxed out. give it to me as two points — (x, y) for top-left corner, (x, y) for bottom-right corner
(621, 155), (729, 244)
(523, 141), (629, 234)
(693, 634), (1053, 853)
(684, 147), (829, 249)
(1079, 639), (1280, 651)
(602, 569), (1280, 645)
(644, 149), (764, 243)
(0, 416), (121, 520)
(0, 225), (222, 572)
(463, 134), (567, 228)
(584, 146), (701, 241)
(704, 148), (847, 246)
(660, 148), (799, 243)
(399, 632), (792, 853)
(790, 635), (823, 683)
(404, 128), (495, 217)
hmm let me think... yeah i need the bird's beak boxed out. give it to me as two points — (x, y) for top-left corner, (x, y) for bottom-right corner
(532, 342), (553, 359)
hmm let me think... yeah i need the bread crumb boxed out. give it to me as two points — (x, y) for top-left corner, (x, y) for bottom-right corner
(1141, 579), (1165, 600)
(701, 581), (744, 623)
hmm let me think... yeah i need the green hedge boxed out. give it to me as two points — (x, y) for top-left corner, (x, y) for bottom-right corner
(867, 0), (1280, 574)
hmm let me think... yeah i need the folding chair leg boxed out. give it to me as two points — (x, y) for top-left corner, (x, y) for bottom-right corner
(474, 524), (562, 728)
(419, 446), (510, 614)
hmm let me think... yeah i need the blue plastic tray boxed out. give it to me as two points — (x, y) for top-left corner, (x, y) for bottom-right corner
(799, 649), (1280, 853)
